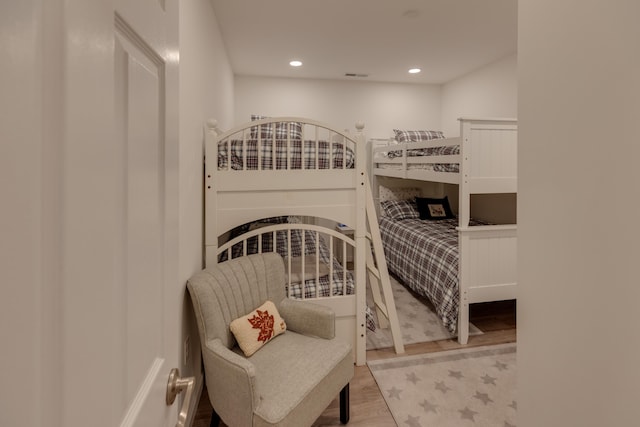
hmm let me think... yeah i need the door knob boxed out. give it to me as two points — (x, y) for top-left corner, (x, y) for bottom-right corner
(166, 368), (195, 427)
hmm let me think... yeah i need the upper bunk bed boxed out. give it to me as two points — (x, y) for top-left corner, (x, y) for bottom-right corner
(371, 117), (517, 224)
(204, 116), (404, 365)
(370, 118), (518, 344)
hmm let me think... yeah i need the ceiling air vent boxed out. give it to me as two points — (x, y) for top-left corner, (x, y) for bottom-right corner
(344, 73), (369, 78)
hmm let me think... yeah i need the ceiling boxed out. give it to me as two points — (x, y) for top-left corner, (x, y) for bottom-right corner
(210, 0), (518, 85)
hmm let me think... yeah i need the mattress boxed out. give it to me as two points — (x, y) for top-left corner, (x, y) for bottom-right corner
(379, 216), (462, 333)
(220, 217), (355, 299)
(218, 139), (355, 170)
(374, 144), (459, 173)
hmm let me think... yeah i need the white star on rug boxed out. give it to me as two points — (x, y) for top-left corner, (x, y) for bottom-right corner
(459, 406), (478, 421)
(404, 414), (421, 427)
(481, 373), (497, 385)
(434, 380), (451, 394)
(494, 360), (508, 371)
(448, 369), (463, 380)
(474, 390), (494, 405)
(387, 386), (402, 399)
(419, 399), (438, 414)
(405, 372), (420, 385)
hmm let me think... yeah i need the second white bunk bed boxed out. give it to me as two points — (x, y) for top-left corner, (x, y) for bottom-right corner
(371, 117), (518, 344)
(205, 117), (403, 365)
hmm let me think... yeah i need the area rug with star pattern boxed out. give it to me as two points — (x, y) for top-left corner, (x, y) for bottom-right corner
(367, 343), (517, 427)
(366, 276), (482, 350)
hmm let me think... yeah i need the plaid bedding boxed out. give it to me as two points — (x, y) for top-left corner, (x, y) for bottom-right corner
(384, 144), (459, 173)
(220, 221), (355, 299)
(219, 219), (379, 331)
(217, 139), (355, 170)
(379, 216), (462, 333)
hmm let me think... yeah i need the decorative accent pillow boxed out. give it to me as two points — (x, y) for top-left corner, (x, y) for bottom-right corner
(380, 199), (420, 220)
(250, 115), (303, 140)
(393, 129), (445, 143)
(378, 185), (421, 202)
(415, 196), (455, 220)
(230, 300), (287, 357)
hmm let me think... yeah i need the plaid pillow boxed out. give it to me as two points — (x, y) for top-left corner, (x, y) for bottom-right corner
(379, 185), (420, 202)
(393, 129), (444, 143)
(380, 199), (420, 220)
(250, 115), (303, 140)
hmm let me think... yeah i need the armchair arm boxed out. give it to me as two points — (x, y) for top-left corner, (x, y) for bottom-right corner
(278, 298), (335, 339)
(202, 338), (257, 426)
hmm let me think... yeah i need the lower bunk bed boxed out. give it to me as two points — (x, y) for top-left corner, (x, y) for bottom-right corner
(218, 216), (355, 301)
(377, 188), (517, 344)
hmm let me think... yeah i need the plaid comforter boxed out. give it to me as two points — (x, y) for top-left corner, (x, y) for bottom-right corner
(218, 139), (355, 170)
(220, 222), (355, 299)
(220, 217), (378, 331)
(379, 216), (461, 333)
(384, 144), (459, 173)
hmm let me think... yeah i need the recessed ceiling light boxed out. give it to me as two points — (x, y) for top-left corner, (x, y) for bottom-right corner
(289, 60), (303, 67)
(408, 68), (421, 74)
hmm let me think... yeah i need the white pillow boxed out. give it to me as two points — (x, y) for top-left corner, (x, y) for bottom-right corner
(230, 300), (286, 357)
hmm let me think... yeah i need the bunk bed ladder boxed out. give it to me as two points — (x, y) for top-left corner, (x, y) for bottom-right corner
(364, 178), (405, 355)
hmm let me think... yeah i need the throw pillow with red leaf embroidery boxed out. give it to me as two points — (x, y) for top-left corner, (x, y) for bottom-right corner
(230, 300), (287, 357)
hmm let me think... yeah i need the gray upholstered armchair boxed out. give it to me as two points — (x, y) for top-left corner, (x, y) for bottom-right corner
(187, 252), (354, 427)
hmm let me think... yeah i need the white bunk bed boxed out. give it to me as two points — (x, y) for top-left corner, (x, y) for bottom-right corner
(371, 117), (518, 344)
(205, 117), (404, 365)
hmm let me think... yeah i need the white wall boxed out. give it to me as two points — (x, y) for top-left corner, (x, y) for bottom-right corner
(518, 2), (640, 426)
(1, 1), (52, 425)
(441, 54), (518, 136)
(235, 57), (518, 140)
(178, 0), (234, 406)
(235, 76), (442, 139)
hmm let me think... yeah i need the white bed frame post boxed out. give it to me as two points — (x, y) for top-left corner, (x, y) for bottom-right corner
(457, 117), (518, 345)
(457, 118), (472, 344)
(353, 122), (369, 365)
(458, 119), (472, 229)
(204, 119), (223, 267)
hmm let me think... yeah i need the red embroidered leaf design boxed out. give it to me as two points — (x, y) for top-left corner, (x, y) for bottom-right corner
(247, 309), (275, 343)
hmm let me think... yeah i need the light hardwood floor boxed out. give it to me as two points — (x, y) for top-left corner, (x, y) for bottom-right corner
(192, 300), (516, 427)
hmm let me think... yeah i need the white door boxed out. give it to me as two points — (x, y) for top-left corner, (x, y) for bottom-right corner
(113, 0), (182, 425)
(1, 0), (182, 426)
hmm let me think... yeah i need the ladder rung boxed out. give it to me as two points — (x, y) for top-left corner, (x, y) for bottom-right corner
(366, 263), (380, 279)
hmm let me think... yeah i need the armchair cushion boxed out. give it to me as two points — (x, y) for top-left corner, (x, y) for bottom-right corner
(230, 300), (287, 357)
(278, 298), (335, 340)
(249, 332), (352, 427)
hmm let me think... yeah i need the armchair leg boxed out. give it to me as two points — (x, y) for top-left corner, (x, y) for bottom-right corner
(340, 384), (350, 424)
(210, 409), (220, 427)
